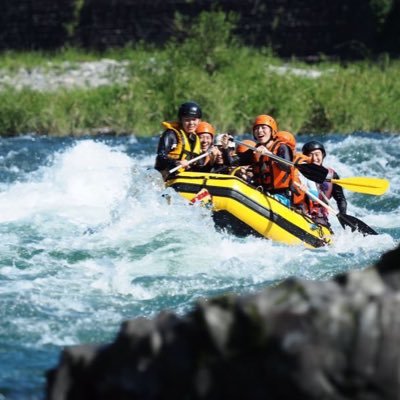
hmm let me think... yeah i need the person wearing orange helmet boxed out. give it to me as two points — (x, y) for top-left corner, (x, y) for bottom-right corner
(194, 121), (217, 172)
(194, 122), (234, 172)
(273, 130), (312, 210)
(155, 101), (202, 179)
(196, 121), (215, 152)
(250, 114), (294, 206)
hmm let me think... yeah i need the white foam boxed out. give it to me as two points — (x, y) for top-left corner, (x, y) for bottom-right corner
(0, 140), (134, 224)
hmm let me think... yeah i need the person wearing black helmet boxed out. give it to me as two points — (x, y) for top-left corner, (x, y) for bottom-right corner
(302, 140), (326, 164)
(301, 140), (347, 227)
(155, 101), (203, 179)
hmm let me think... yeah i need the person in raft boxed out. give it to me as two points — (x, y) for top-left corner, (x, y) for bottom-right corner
(249, 114), (294, 206)
(227, 140), (256, 183)
(195, 121), (217, 172)
(194, 122), (236, 173)
(300, 140), (348, 227)
(154, 101), (203, 179)
(212, 132), (236, 173)
(273, 130), (313, 212)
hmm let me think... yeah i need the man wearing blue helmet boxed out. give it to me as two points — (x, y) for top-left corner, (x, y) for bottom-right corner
(155, 101), (203, 179)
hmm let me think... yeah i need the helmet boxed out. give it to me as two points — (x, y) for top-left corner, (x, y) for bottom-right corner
(236, 140), (256, 154)
(196, 121), (215, 138)
(178, 101), (202, 119)
(252, 115), (278, 135)
(302, 140), (326, 157)
(276, 131), (296, 152)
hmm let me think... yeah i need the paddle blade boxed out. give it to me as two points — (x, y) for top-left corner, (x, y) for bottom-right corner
(331, 177), (390, 196)
(337, 213), (378, 236)
(296, 163), (329, 183)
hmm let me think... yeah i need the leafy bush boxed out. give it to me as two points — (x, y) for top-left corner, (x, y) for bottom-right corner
(1, 11), (400, 136)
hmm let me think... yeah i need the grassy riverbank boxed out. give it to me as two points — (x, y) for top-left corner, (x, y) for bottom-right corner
(0, 12), (399, 137)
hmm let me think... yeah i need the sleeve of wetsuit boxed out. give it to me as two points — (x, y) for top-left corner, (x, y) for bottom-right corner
(221, 147), (234, 166)
(331, 172), (347, 214)
(275, 144), (292, 173)
(154, 130), (179, 172)
(231, 155), (242, 166)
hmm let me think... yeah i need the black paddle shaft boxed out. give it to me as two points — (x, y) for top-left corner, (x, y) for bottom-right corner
(295, 162), (329, 184)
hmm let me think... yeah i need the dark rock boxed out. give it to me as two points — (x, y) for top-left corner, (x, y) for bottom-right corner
(376, 245), (400, 291)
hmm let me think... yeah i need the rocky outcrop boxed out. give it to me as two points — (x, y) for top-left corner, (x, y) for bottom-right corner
(0, 0), (399, 57)
(46, 244), (400, 400)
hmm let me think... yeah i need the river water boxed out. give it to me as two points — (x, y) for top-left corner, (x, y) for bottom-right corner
(0, 132), (399, 399)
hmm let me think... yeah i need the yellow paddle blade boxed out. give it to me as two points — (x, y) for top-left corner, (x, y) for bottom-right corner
(330, 177), (390, 195)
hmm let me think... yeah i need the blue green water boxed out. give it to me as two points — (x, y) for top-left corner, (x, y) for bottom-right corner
(0, 133), (399, 399)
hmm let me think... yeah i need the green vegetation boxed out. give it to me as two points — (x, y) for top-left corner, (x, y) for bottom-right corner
(369, 0), (394, 31)
(64, 0), (85, 39)
(0, 11), (399, 137)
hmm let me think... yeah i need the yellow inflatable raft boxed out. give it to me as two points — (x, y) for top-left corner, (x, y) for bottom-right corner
(166, 171), (333, 248)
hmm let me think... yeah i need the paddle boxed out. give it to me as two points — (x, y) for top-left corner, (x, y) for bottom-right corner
(295, 183), (378, 236)
(234, 139), (329, 183)
(327, 176), (389, 196)
(234, 139), (390, 195)
(169, 150), (211, 174)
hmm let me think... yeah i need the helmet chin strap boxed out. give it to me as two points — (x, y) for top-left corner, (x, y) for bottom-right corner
(265, 135), (274, 147)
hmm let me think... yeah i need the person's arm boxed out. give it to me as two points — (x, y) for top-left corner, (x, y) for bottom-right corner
(275, 144), (292, 172)
(154, 130), (179, 172)
(193, 154), (212, 172)
(331, 172), (347, 214)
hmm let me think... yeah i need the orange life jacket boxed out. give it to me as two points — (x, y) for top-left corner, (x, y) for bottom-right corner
(294, 153), (311, 165)
(291, 152), (312, 207)
(274, 131), (307, 204)
(275, 131), (296, 153)
(252, 140), (293, 192)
